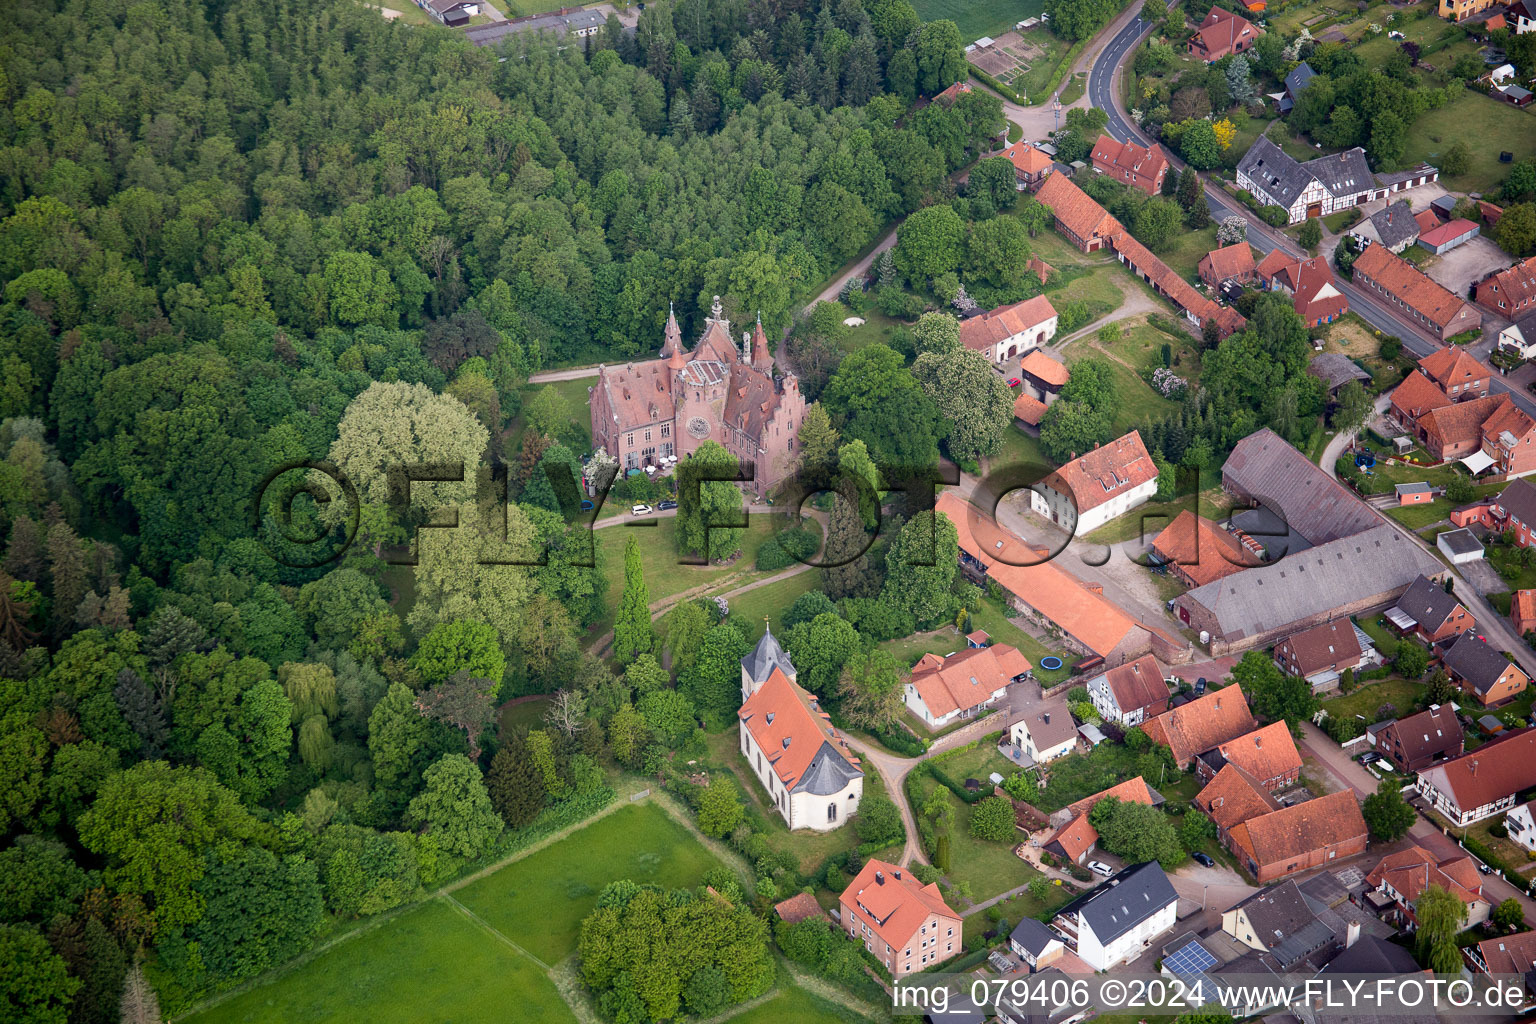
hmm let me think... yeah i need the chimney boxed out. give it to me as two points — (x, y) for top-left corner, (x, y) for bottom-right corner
(1471, 760), (1478, 776)
(1216, 697), (1221, 710)
(1346, 921), (1361, 948)
(876, 871), (885, 885)
(894, 870), (902, 880)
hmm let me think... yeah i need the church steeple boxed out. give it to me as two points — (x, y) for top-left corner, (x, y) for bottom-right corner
(750, 311), (772, 369)
(659, 301), (684, 361)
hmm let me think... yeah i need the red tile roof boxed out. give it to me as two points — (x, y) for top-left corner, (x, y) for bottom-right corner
(1037, 173), (1122, 246)
(1013, 393), (1048, 425)
(840, 858), (959, 955)
(910, 643), (1031, 719)
(1417, 727), (1536, 815)
(1476, 256), (1536, 312)
(1419, 218), (1479, 249)
(1194, 763), (1280, 831)
(1214, 721), (1303, 784)
(1354, 243), (1478, 332)
(1390, 370), (1455, 420)
(1097, 654), (1170, 718)
(1192, 5), (1261, 57)
(958, 295), (1059, 353)
(1045, 430), (1158, 514)
(1151, 510), (1257, 587)
(1419, 346), (1491, 392)
(1511, 589), (1536, 629)
(1140, 685), (1258, 765)
(1472, 930), (1536, 974)
(1275, 619), (1363, 679)
(1003, 142), (1054, 175)
(1019, 349), (1070, 388)
(1228, 790), (1368, 872)
(1200, 242), (1257, 283)
(738, 667), (861, 790)
(775, 892), (828, 924)
(1090, 134), (1170, 189)
(1045, 777), (1158, 862)
(1418, 393), (1508, 452)
(1367, 845), (1483, 907)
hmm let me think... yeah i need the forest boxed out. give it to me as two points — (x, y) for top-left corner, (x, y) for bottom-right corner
(0, 0), (999, 1019)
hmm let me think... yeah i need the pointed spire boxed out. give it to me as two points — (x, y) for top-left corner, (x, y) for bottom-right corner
(751, 311), (772, 369)
(660, 300), (684, 361)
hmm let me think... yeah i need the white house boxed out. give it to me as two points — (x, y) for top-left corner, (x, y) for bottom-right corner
(738, 627), (863, 831)
(1498, 313), (1536, 361)
(1085, 654), (1169, 725)
(904, 643), (1032, 730)
(1010, 702), (1078, 765)
(1050, 861), (1179, 970)
(957, 295), (1060, 364)
(1415, 729), (1536, 827)
(1508, 800), (1536, 852)
(1030, 430), (1160, 535)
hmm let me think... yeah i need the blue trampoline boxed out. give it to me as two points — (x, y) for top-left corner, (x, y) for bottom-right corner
(1354, 452), (1376, 469)
(1040, 656), (1064, 671)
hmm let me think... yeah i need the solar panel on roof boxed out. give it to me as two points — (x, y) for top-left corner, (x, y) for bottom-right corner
(1164, 939), (1218, 976)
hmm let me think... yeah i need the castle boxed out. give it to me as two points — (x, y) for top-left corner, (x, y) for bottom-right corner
(588, 298), (805, 498)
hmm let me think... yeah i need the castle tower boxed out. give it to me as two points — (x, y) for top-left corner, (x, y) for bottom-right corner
(659, 301), (684, 360)
(750, 311), (772, 369)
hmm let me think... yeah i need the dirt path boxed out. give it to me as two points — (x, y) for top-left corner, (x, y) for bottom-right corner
(1055, 294), (1166, 349)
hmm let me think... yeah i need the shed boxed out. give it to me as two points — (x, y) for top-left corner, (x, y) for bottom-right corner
(1499, 85), (1535, 108)
(1078, 723), (1106, 747)
(1307, 352), (1371, 395)
(1395, 482), (1433, 506)
(1437, 527), (1484, 564)
(1430, 195), (1459, 219)
(1418, 219), (1480, 255)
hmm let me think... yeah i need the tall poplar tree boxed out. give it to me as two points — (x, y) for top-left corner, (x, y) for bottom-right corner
(613, 536), (654, 665)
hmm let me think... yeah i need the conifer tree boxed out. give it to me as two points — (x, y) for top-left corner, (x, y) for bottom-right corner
(612, 535), (654, 665)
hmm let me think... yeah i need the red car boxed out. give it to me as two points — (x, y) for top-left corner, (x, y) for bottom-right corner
(1006, 377), (1022, 388)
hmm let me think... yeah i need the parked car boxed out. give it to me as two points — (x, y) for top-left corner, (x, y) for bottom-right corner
(1478, 862), (1494, 875)
(1191, 852), (1215, 867)
(1355, 751), (1378, 764)
(657, 499), (678, 510)
(631, 504), (653, 516)
(1087, 861), (1114, 877)
(1193, 677), (1207, 695)
(1006, 377), (1022, 388)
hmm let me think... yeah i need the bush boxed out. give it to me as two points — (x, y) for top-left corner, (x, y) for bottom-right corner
(1260, 206), (1290, 227)
(755, 525), (820, 571)
(876, 286), (925, 319)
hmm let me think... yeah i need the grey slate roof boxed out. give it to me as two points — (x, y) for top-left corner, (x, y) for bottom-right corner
(1179, 524), (1443, 641)
(1369, 201), (1419, 251)
(1442, 631), (1516, 696)
(1391, 574), (1462, 632)
(1010, 916), (1060, 955)
(1319, 934), (1420, 975)
(1498, 478), (1536, 527)
(1307, 352), (1371, 392)
(1234, 881), (1337, 968)
(1238, 138), (1374, 210)
(793, 741), (863, 796)
(1222, 428), (1384, 546)
(741, 625), (795, 685)
(1394, 482), (1431, 497)
(1055, 861), (1177, 946)
(1285, 62), (1316, 98)
(1438, 527), (1483, 556)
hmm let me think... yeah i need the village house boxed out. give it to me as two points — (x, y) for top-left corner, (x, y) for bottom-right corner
(904, 643), (1032, 730)
(1195, 763), (1280, 847)
(419, 0), (478, 26)
(1510, 0), (1536, 32)
(1352, 243), (1483, 341)
(738, 628), (863, 831)
(1221, 881), (1342, 969)
(464, 6), (605, 43)
(1030, 430), (1160, 535)
(1416, 728), (1536, 825)
(1149, 510), (1259, 588)
(1227, 790), (1369, 883)
(1392, 346), (1492, 417)
(1198, 242), (1257, 289)
(1000, 141), (1055, 192)
(1140, 685), (1258, 769)
(1306, 353), (1371, 399)
(937, 492), (1186, 666)
(1090, 134), (1170, 197)
(1189, 6), (1262, 60)
(1386, 350), (1536, 477)
(958, 295), (1059, 364)
(1451, 478), (1536, 546)
(1477, 256), (1536, 317)
(1512, 589), (1536, 636)
(1049, 862), (1179, 970)
(1372, 704), (1464, 772)
(839, 859), (961, 977)
(1439, 631), (1530, 707)
(1506, 799), (1536, 852)
(1237, 138), (1438, 225)
(1037, 173), (1122, 253)
(1043, 777), (1162, 865)
(1019, 350), (1070, 406)
(1278, 62), (1316, 113)
(1366, 846), (1489, 928)
(1085, 654), (1170, 725)
(1497, 312), (1536, 361)
(1385, 574), (1476, 644)
(1465, 930), (1536, 982)
(590, 300), (803, 496)
(1272, 619), (1366, 691)
(1348, 200), (1420, 254)
(1254, 250), (1348, 327)
(1439, 0), (1499, 21)
(1009, 701), (1079, 765)
(1008, 918), (1067, 972)
(773, 892), (828, 926)
(1193, 719), (1303, 790)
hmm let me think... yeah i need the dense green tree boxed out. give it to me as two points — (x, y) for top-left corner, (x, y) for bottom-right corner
(970, 796), (1017, 842)
(885, 510), (959, 626)
(682, 623), (752, 722)
(1088, 797), (1185, 867)
(637, 689), (699, 748)
(179, 846), (324, 983)
(1361, 778), (1416, 842)
(1493, 897), (1527, 933)
(0, 923), (78, 1024)
(835, 647), (908, 731)
(1231, 650), (1315, 726)
(785, 612), (863, 696)
(613, 536), (655, 665)
(676, 441), (747, 562)
(893, 205), (967, 284)
(912, 348), (1016, 461)
(1414, 885), (1466, 973)
(485, 734), (547, 827)
(696, 775), (745, 838)
(406, 754), (503, 860)
(854, 795), (906, 848)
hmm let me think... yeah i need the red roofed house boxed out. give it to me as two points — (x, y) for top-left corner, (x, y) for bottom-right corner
(1150, 510), (1259, 588)
(904, 643), (1032, 730)
(1194, 763), (1280, 847)
(1194, 720), (1303, 790)
(1416, 727), (1536, 826)
(1043, 777), (1161, 864)
(590, 300), (804, 496)
(1418, 218), (1481, 255)
(1199, 242), (1258, 289)
(1367, 846), (1489, 927)
(1512, 590), (1536, 636)
(1189, 6), (1262, 60)
(933, 80), (973, 106)
(959, 295), (1060, 364)
(1452, 479), (1536, 548)
(840, 859), (962, 976)
(1385, 348), (1536, 474)
(1373, 704), (1464, 773)
(1030, 430), (1160, 535)
(1228, 790), (1369, 882)
(1475, 256), (1536, 318)
(1019, 349), (1070, 407)
(738, 630), (864, 831)
(1272, 619), (1365, 692)
(1014, 393), (1049, 428)
(1420, 345), (1494, 400)
(1352, 242), (1483, 342)
(774, 892), (828, 925)
(1465, 929), (1536, 979)
(1001, 141), (1056, 192)
(1139, 685), (1258, 768)
(1090, 135), (1170, 197)
(1085, 654), (1170, 726)
(1037, 173), (1122, 253)
(1255, 250), (1348, 327)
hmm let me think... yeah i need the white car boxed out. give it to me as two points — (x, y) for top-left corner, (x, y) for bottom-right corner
(1087, 860), (1114, 877)
(631, 504), (653, 516)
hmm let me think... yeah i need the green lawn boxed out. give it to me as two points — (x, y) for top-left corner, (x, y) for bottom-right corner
(512, 378), (595, 455)
(1059, 72), (1087, 106)
(833, 304), (905, 354)
(727, 982), (874, 1024)
(991, 426), (1047, 476)
(1046, 268), (1126, 331)
(1405, 92), (1536, 195)
(725, 569), (823, 635)
(879, 596), (1078, 686)
(1155, 224), (1219, 283)
(913, 775), (1041, 903)
(452, 802), (725, 963)
(913, 0), (1044, 41)
(1099, 316), (1204, 382)
(961, 882), (1077, 948)
(186, 898), (577, 1024)
(1029, 742), (1155, 813)
(1065, 343), (1180, 435)
(1012, 33), (1075, 103)
(1082, 488), (1231, 546)
(1320, 676), (1426, 726)
(932, 731), (1020, 786)
(497, 695), (553, 737)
